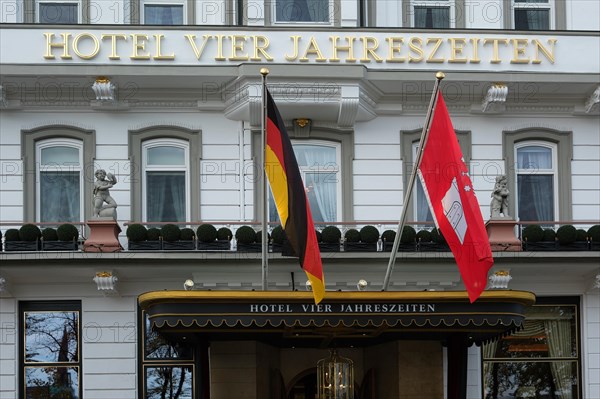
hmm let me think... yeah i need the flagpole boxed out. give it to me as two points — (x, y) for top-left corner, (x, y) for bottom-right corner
(260, 68), (270, 291)
(382, 71), (445, 291)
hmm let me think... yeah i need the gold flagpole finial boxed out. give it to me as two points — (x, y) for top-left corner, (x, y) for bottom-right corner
(436, 71), (445, 80)
(260, 68), (270, 76)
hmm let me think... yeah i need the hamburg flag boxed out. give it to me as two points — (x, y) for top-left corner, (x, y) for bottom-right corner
(418, 91), (494, 302)
(265, 89), (325, 304)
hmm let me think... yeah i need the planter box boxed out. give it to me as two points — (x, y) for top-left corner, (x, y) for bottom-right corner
(344, 242), (377, 252)
(418, 242), (449, 252)
(163, 240), (196, 251)
(523, 241), (558, 251)
(197, 240), (231, 251)
(128, 241), (162, 251)
(4, 241), (40, 251)
(236, 242), (262, 252)
(384, 242), (417, 252)
(42, 240), (79, 251)
(557, 241), (590, 251)
(591, 241), (600, 251)
(318, 242), (340, 252)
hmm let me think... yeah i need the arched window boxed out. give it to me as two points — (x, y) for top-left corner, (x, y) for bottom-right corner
(35, 138), (84, 223)
(514, 141), (558, 222)
(142, 139), (190, 223)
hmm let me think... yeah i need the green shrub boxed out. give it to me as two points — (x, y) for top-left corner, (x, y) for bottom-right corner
(542, 228), (556, 242)
(4, 229), (20, 241)
(161, 224), (181, 242)
(400, 226), (416, 244)
(180, 228), (195, 241)
(19, 224), (41, 241)
(271, 225), (286, 244)
(588, 225), (600, 242)
(381, 229), (396, 243)
(521, 225), (544, 242)
(416, 229), (432, 243)
(359, 225), (380, 244)
(321, 226), (341, 244)
(315, 229), (322, 243)
(556, 225), (577, 244)
(255, 230), (270, 243)
(344, 228), (360, 243)
(126, 224), (148, 242)
(57, 224), (79, 242)
(217, 227), (233, 241)
(197, 224), (217, 243)
(42, 228), (58, 241)
(147, 228), (161, 241)
(576, 229), (588, 242)
(235, 225), (257, 244)
(430, 228), (446, 244)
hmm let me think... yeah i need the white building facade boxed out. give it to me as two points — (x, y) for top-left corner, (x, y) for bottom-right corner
(1, 1), (599, 398)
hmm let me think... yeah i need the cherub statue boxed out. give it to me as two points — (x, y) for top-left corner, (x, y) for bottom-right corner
(490, 175), (510, 218)
(93, 169), (117, 218)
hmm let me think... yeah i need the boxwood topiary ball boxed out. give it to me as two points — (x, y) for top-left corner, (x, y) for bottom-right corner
(315, 229), (322, 243)
(430, 228), (446, 244)
(161, 224), (181, 242)
(400, 226), (416, 244)
(588, 225), (600, 242)
(543, 228), (556, 242)
(217, 227), (233, 241)
(416, 229), (432, 243)
(255, 230), (270, 243)
(197, 224), (217, 243)
(576, 229), (587, 242)
(126, 224), (148, 242)
(321, 226), (341, 244)
(19, 224), (41, 241)
(271, 225), (286, 244)
(381, 229), (396, 243)
(235, 225), (257, 244)
(556, 225), (577, 244)
(521, 225), (544, 243)
(344, 228), (360, 243)
(4, 229), (20, 241)
(42, 227), (58, 241)
(359, 225), (380, 244)
(57, 224), (79, 242)
(180, 228), (195, 241)
(147, 228), (161, 241)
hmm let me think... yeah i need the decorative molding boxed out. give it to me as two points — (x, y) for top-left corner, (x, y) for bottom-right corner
(585, 86), (600, 114)
(128, 121), (201, 131)
(482, 84), (508, 113)
(338, 86), (360, 128)
(93, 271), (119, 295)
(489, 270), (512, 289)
(91, 77), (116, 102)
(505, 105), (573, 113)
(501, 123), (573, 133)
(22, 120), (95, 131)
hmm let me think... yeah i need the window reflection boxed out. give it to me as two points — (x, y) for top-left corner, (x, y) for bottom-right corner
(25, 366), (79, 399)
(144, 314), (193, 360)
(145, 366), (193, 399)
(25, 312), (79, 363)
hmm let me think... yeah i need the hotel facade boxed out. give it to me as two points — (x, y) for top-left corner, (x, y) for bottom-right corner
(0, 0), (599, 398)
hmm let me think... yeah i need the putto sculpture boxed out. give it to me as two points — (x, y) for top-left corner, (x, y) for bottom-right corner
(490, 175), (510, 218)
(93, 169), (117, 218)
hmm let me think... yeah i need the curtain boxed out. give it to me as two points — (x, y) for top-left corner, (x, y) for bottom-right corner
(515, 9), (550, 30)
(416, 181), (433, 222)
(40, 171), (80, 222)
(147, 172), (185, 222)
(545, 319), (574, 399)
(295, 145), (337, 223)
(276, 0), (328, 22)
(144, 5), (183, 25)
(517, 147), (553, 221)
(414, 7), (449, 28)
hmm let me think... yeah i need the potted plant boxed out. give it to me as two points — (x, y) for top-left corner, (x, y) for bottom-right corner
(197, 224), (230, 251)
(383, 226), (417, 252)
(416, 229), (436, 252)
(429, 228), (449, 252)
(43, 224), (79, 250)
(5, 224), (41, 251)
(270, 225), (286, 253)
(588, 225), (600, 250)
(127, 223), (162, 251)
(521, 224), (557, 251)
(162, 224), (195, 250)
(235, 225), (260, 252)
(343, 226), (379, 252)
(556, 224), (588, 251)
(319, 226), (341, 252)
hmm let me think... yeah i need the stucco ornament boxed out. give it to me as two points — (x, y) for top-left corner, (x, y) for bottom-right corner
(93, 169), (118, 218)
(490, 175), (510, 218)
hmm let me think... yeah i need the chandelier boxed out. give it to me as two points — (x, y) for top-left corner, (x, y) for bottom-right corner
(317, 349), (354, 399)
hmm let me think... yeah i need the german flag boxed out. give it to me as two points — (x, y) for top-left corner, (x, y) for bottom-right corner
(265, 89), (325, 304)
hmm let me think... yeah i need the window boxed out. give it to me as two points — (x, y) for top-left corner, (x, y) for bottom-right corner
(142, 139), (190, 223)
(36, 139), (84, 223)
(275, 0), (331, 23)
(503, 128), (572, 222)
(515, 142), (558, 222)
(413, 0), (450, 28)
(22, 126), (95, 223)
(513, 0), (551, 30)
(19, 301), (82, 399)
(268, 141), (341, 224)
(482, 297), (581, 398)
(412, 142), (433, 223)
(37, 0), (79, 23)
(142, 0), (184, 24)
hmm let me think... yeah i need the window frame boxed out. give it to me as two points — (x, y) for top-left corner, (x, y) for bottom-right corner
(512, 0), (553, 30)
(140, 0), (186, 24)
(22, 125), (96, 223)
(24, 0), (90, 23)
(402, 0), (465, 28)
(141, 138), (191, 223)
(19, 301), (83, 399)
(503, 0), (565, 29)
(129, 126), (201, 223)
(130, 0), (195, 24)
(503, 128), (572, 221)
(266, 0), (341, 26)
(514, 140), (559, 222)
(36, 0), (81, 23)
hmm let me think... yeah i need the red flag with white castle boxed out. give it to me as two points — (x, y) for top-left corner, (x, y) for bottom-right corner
(418, 91), (494, 302)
